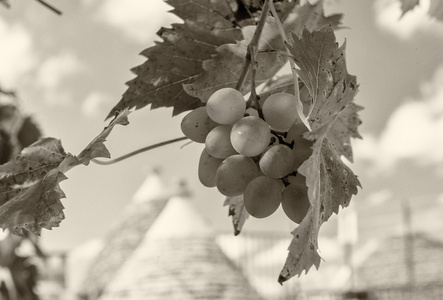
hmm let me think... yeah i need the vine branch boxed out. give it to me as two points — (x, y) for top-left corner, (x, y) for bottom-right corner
(92, 136), (188, 165)
(235, 0), (270, 113)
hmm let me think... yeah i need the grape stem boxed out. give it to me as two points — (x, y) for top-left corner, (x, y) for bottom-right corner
(268, 1), (311, 131)
(91, 136), (189, 165)
(270, 130), (294, 148)
(235, 0), (270, 119)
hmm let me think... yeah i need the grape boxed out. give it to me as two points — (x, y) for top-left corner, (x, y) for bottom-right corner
(215, 154), (259, 197)
(206, 88), (246, 125)
(198, 149), (223, 187)
(230, 116), (271, 157)
(281, 174), (310, 224)
(181, 107), (218, 143)
(205, 125), (237, 159)
(245, 107), (259, 118)
(263, 92), (299, 132)
(286, 122), (314, 171)
(244, 176), (282, 218)
(259, 144), (295, 179)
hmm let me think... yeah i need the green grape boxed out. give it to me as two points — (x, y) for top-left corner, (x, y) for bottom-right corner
(285, 122), (314, 171)
(244, 176), (282, 218)
(245, 107), (259, 118)
(215, 154), (259, 197)
(259, 144), (296, 179)
(205, 125), (237, 159)
(206, 88), (246, 125)
(181, 107), (218, 143)
(281, 174), (310, 224)
(230, 116), (271, 157)
(263, 92), (299, 132)
(198, 149), (223, 188)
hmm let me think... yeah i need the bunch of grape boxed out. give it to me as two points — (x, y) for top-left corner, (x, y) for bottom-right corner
(181, 87), (313, 224)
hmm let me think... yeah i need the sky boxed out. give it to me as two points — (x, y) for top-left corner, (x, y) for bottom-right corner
(1, 0), (443, 253)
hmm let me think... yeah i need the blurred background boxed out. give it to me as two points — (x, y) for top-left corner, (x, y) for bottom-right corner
(1, 0), (443, 299)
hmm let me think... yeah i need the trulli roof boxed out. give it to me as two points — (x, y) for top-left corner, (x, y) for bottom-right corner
(80, 170), (189, 299)
(97, 196), (263, 300)
(355, 232), (443, 288)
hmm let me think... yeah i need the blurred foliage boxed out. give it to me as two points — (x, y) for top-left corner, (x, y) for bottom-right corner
(0, 90), (43, 300)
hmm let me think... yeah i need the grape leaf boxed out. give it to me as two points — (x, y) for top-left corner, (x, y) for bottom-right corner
(0, 110), (131, 236)
(278, 206), (321, 283)
(399, 0), (420, 17)
(325, 102), (363, 162)
(260, 74), (295, 97)
(107, 0), (303, 118)
(183, 17), (287, 102)
(0, 168), (67, 236)
(0, 138), (67, 206)
(106, 0), (244, 118)
(224, 195), (249, 236)
(287, 0), (343, 34)
(184, 0), (343, 103)
(279, 26), (361, 283)
(78, 109), (130, 165)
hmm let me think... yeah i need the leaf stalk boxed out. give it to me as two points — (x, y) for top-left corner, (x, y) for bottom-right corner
(269, 0), (311, 131)
(91, 136), (189, 165)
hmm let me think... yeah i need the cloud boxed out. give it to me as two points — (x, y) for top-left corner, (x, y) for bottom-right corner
(94, 0), (181, 43)
(33, 52), (84, 106)
(0, 20), (36, 89)
(374, 0), (443, 39)
(36, 52), (84, 90)
(354, 65), (443, 172)
(81, 92), (110, 117)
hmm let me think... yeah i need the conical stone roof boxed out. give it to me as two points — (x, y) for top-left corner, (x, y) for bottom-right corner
(97, 196), (263, 300)
(80, 170), (189, 300)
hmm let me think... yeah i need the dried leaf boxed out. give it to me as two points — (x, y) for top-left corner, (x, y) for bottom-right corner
(224, 195), (249, 236)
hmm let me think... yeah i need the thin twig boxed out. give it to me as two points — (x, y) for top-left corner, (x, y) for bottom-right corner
(235, 0), (271, 96)
(35, 0), (62, 15)
(247, 45), (262, 116)
(92, 136), (189, 165)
